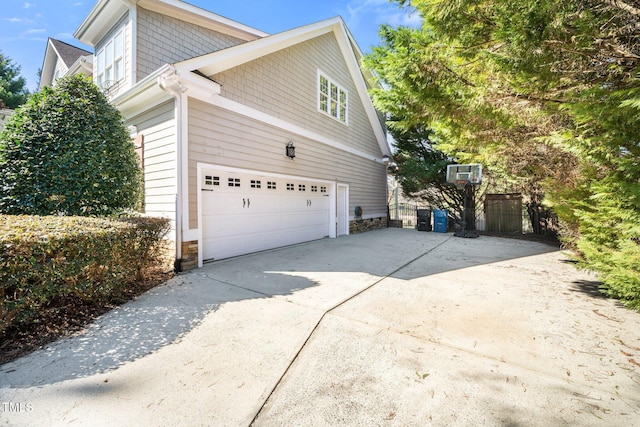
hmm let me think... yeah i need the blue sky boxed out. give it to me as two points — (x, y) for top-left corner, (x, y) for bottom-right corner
(0, 0), (420, 92)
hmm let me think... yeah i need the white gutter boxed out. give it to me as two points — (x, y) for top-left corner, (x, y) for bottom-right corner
(157, 67), (186, 267)
(156, 66), (222, 270)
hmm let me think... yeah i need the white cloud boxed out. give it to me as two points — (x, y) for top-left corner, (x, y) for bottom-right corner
(386, 9), (422, 27)
(5, 17), (24, 23)
(55, 32), (75, 40)
(24, 2), (35, 9)
(74, 2), (83, 6)
(340, 0), (421, 50)
(345, 0), (421, 29)
(22, 28), (46, 35)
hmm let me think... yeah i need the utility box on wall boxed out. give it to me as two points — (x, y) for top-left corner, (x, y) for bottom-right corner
(433, 210), (448, 233)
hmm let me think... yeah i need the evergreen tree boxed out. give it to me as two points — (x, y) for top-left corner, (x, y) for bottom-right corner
(388, 121), (479, 230)
(0, 51), (29, 109)
(365, 0), (640, 308)
(0, 75), (143, 216)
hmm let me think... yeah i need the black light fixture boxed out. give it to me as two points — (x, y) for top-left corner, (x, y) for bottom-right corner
(382, 154), (390, 163)
(286, 141), (296, 159)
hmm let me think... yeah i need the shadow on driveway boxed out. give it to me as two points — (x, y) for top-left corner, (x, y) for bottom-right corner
(0, 228), (561, 388)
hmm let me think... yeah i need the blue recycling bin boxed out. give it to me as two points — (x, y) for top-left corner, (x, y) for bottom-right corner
(433, 210), (448, 233)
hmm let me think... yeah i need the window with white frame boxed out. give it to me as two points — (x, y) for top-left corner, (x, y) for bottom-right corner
(318, 72), (348, 124)
(96, 29), (124, 90)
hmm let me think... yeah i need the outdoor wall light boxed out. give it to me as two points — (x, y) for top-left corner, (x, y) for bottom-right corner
(286, 141), (296, 159)
(374, 154), (391, 164)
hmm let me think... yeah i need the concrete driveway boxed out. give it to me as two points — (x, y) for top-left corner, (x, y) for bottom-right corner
(1, 228), (639, 426)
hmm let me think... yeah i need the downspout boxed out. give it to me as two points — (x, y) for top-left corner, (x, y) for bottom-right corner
(158, 66), (185, 271)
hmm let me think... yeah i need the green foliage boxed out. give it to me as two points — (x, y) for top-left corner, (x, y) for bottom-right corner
(388, 123), (480, 226)
(0, 215), (171, 335)
(0, 51), (29, 109)
(365, 0), (640, 309)
(0, 74), (142, 216)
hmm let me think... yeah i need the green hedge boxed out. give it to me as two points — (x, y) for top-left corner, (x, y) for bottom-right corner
(1, 215), (171, 335)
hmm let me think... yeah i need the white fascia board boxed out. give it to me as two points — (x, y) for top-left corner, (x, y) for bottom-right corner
(111, 64), (222, 119)
(174, 17), (343, 77)
(332, 21), (392, 159)
(136, 0), (268, 41)
(67, 55), (93, 76)
(39, 40), (57, 89)
(74, 0), (130, 46)
(175, 70), (223, 103)
(110, 65), (173, 119)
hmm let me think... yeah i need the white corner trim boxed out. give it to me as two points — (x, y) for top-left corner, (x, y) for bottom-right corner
(130, 6), (137, 88)
(195, 163), (204, 268)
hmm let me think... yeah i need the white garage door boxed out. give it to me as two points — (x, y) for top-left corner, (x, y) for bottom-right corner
(201, 169), (331, 261)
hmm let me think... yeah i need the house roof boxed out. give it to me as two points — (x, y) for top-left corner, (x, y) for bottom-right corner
(39, 38), (93, 90)
(49, 39), (91, 68)
(75, 0), (268, 47)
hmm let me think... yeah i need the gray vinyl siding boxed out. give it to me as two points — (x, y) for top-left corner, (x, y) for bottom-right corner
(53, 57), (67, 80)
(187, 99), (387, 229)
(127, 101), (177, 235)
(136, 8), (247, 81)
(211, 32), (380, 157)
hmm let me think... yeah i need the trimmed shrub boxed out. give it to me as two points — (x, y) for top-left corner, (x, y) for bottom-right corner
(0, 75), (142, 216)
(0, 215), (171, 335)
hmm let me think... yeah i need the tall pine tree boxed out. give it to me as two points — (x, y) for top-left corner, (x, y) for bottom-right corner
(365, 0), (640, 308)
(0, 51), (29, 109)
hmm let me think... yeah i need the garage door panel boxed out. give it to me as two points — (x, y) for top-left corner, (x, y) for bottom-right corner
(202, 169), (331, 261)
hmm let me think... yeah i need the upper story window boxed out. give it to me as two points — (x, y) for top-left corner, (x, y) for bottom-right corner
(96, 29), (124, 90)
(318, 72), (348, 124)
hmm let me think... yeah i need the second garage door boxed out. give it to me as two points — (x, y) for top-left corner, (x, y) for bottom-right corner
(201, 169), (332, 261)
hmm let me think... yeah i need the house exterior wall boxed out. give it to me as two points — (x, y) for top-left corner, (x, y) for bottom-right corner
(136, 7), (247, 81)
(211, 33), (380, 158)
(187, 99), (388, 230)
(126, 101), (178, 237)
(0, 109), (14, 131)
(53, 57), (68, 81)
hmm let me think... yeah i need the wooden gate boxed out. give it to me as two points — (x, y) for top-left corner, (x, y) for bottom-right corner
(484, 194), (522, 233)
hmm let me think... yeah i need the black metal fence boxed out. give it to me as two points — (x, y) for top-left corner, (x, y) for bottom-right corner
(389, 195), (554, 236)
(388, 202), (425, 229)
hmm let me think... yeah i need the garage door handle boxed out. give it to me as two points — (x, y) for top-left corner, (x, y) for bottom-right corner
(243, 198), (251, 208)
(202, 189), (213, 192)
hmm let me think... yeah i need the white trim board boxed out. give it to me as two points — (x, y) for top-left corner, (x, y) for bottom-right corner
(208, 95), (387, 163)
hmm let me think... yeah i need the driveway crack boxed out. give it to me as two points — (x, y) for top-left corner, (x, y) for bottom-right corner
(248, 235), (454, 426)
